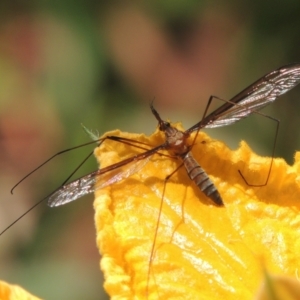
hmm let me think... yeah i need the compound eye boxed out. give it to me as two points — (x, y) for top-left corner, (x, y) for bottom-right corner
(159, 121), (170, 131)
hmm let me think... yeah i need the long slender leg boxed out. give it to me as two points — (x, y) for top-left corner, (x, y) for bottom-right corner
(207, 96), (280, 187)
(146, 161), (185, 297)
(192, 95), (280, 187)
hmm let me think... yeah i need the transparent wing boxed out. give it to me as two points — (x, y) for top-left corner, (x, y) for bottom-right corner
(48, 156), (151, 207)
(189, 63), (300, 131)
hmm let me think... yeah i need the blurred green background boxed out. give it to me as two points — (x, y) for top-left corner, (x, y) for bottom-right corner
(1, 1), (300, 299)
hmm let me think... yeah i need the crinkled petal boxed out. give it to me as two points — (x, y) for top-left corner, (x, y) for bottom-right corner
(94, 127), (300, 299)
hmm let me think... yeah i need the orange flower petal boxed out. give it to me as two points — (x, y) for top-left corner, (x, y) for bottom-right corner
(94, 126), (300, 299)
(0, 280), (41, 300)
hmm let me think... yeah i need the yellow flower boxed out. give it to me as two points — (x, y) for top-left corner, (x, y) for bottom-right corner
(94, 125), (300, 299)
(0, 280), (41, 300)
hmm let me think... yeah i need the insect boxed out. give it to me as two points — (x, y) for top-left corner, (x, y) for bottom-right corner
(2, 63), (300, 299)
(2, 63), (300, 234)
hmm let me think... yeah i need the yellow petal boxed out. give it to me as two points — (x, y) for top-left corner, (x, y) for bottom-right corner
(0, 280), (41, 300)
(94, 126), (300, 299)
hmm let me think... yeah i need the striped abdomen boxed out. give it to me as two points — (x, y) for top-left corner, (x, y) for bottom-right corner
(182, 152), (223, 206)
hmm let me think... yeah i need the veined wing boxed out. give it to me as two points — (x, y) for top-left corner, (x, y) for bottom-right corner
(188, 63), (300, 132)
(48, 155), (152, 207)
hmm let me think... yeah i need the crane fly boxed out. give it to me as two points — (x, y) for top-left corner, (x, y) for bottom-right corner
(2, 63), (300, 237)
